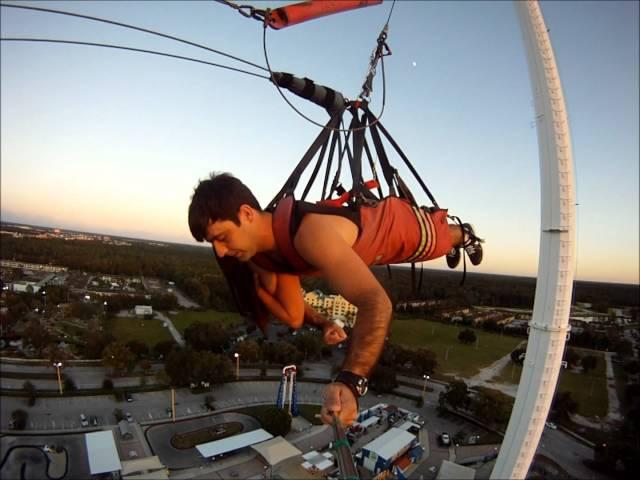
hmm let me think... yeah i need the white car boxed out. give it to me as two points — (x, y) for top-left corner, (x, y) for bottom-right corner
(126, 412), (133, 423)
(80, 414), (89, 427)
(545, 421), (557, 430)
(440, 432), (451, 446)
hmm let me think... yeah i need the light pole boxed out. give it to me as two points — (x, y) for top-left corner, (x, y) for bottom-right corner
(53, 361), (63, 395)
(234, 352), (240, 380)
(422, 374), (430, 398)
(41, 290), (46, 309)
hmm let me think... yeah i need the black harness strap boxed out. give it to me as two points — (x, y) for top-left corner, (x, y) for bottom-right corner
(362, 135), (384, 200)
(366, 114), (398, 197)
(301, 124), (333, 201)
(328, 119), (354, 201)
(268, 106), (345, 210)
(321, 127), (341, 200)
(348, 108), (366, 204)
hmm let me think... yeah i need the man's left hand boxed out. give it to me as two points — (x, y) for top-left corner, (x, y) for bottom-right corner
(323, 323), (347, 345)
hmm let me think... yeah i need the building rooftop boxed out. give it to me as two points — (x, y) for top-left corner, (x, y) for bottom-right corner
(85, 430), (121, 475)
(361, 427), (415, 460)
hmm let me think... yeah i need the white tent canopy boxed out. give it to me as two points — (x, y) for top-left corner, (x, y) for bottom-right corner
(120, 456), (165, 476)
(436, 460), (476, 480)
(196, 429), (273, 458)
(251, 436), (302, 466)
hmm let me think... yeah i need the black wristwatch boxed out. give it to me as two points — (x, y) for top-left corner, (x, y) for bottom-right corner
(334, 370), (368, 398)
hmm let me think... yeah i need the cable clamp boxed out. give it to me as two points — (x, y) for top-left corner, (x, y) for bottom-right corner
(359, 24), (392, 101)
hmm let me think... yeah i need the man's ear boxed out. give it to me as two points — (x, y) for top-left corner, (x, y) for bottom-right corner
(238, 204), (254, 223)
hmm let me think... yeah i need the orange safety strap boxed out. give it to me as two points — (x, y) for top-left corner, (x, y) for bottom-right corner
(320, 179), (379, 207)
(268, 0), (383, 30)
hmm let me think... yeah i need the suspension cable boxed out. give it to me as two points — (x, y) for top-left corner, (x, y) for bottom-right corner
(0, 38), (271, 80)
(0, 3), (269, 73)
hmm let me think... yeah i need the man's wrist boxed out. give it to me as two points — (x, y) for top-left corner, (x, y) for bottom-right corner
(334, 370), (368, 398)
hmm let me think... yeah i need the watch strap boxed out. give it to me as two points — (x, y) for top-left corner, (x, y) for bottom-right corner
(334, 370), (367, 398)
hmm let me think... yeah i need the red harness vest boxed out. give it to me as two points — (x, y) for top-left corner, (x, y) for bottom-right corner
(252, 196), (453, 274)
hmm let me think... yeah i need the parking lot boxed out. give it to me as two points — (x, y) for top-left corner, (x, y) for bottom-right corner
(1, 391), (225, 432)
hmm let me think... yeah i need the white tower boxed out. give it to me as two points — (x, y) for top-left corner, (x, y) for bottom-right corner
(491, 1), (576, 478)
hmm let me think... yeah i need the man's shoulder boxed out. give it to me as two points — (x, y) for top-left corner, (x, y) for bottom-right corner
(295, 212), (359, 250)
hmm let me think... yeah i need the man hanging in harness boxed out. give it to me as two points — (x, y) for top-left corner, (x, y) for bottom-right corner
(188, 172), (484, 427)
(189, 3), (484, 427)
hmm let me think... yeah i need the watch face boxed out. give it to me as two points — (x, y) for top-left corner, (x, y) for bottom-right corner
(356, 379), (368, 396)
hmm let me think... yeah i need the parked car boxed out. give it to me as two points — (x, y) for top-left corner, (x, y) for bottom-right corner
(125, 392), (133, 402)
(80, 413), (89, 427)
(440, 432), (451, 446)
(545, 421), (557, 430)
(125, 412), (133, 423)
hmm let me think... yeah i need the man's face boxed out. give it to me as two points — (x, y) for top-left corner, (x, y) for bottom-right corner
(204, 206), (258, 262)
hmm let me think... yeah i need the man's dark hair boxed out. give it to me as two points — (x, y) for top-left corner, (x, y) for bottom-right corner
(188, 172), (261, 242)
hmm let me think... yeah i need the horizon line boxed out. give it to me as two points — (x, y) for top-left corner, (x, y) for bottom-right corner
(1, 219), (638, 287)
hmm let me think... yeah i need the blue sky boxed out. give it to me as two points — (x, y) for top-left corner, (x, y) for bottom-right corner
(1, 1), (638, 284)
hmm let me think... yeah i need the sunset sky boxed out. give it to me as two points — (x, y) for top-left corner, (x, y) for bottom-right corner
(1, 1), (638, 284)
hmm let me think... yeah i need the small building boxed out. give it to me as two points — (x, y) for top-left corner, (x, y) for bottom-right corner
(357, 403), (388, 422)
(121, 456), (167, 480)
(357, 415), (380, 431)
(85, 430), (121, 477)
(134, 305), (153, 316)
(118, 419), (133, 439)
(11, 281), (40, 293)
(396, 421), (421, 435)
(358, 427), (419, 474)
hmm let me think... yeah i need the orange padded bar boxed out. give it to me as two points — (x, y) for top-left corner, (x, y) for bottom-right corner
(268, 0), (383, 30)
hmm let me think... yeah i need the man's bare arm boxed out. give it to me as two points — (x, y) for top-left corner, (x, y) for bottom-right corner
(294, 215), (392, 377)
(250, 265), (305, 329)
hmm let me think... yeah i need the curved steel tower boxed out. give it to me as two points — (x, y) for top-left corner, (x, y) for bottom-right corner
(491, 1), (576, 478)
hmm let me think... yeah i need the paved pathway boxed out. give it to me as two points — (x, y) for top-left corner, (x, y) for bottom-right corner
(155, 311), (185, 347)
(603, 352), (622, 422)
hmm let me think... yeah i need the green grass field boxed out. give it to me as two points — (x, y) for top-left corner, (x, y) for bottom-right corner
(170, 310), (244, 334)
(390, 318), (524, 378)
(491, 351), (608, 418)
(105, 317), (173, 347)
(556, 355), (608, 417)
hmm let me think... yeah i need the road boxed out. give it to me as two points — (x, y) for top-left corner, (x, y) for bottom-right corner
(0, 361), (332, 390)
